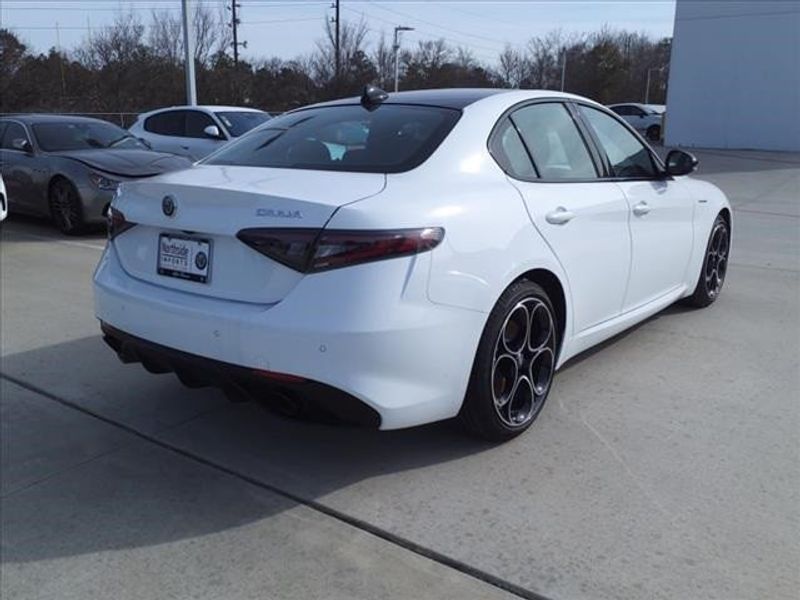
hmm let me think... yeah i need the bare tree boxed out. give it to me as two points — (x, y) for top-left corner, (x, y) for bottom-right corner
(147, 5), (231, 67)
(312, 19), (370, 81)
(371, 33), (395, 90)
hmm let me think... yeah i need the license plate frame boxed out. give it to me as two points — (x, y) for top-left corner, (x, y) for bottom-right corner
(157, 233), (212, 284)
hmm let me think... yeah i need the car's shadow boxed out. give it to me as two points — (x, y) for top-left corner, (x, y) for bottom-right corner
(1, 300), (692, 566)
(1, 334), (497, 564)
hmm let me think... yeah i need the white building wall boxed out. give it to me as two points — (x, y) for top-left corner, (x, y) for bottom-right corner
(665, 1), (800, 151)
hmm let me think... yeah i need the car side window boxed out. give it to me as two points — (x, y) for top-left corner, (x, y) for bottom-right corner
(510, 103), (597, 180)
(579, 105), (659, 179)
(144, 111), (186, 137)
(1, 122), (29, 150)
(185, 111), (216, 139)
(489, 118), (537, 179)
(611, 106), (630, 116)
(0, 123), (7, 144)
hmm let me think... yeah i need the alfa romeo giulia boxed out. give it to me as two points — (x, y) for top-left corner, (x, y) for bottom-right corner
(94, 87), (731, 441)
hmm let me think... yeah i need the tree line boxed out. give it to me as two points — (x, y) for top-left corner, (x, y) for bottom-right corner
(1, 6), (670, 123)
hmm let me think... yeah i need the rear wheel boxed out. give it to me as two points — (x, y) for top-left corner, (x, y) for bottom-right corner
(646, 124), (661, 141)
(684, 214), (730, 308)
(460, 280), (558, 442)
(49, 178), (85, 235)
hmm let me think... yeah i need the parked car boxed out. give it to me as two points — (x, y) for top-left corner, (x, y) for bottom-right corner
(95, 87), (730, 442)
(608, 103), (665, 140)
(0, 174), (7, 222)
(0, 115), (191, 234)
(129, 106), (271, 160)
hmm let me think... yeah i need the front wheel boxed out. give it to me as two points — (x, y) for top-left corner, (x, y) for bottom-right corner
(49, 178), (85, 235)
(646, 125), (661, 141)
(460, 280), (558, 442)
(684, 214), (730, 308)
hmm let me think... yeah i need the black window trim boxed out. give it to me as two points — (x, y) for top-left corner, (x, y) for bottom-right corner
(487, 98), (604, 184)
(0, 119), (35, 154)
(486, 97), (668, 184)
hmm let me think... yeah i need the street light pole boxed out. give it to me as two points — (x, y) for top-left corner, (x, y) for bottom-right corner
(645, 67), (663, 104)
(560, 47), (567, 92)
(181, 0), (197, 105)
(393, 26), (414, 93)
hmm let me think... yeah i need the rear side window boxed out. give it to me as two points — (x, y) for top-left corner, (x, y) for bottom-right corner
(144, 111), (186, 136)
(489, 118), (536, 179)
(510, 103), (597, 180)
(579, 105), (659, 179)
(204, 104), (460, 173)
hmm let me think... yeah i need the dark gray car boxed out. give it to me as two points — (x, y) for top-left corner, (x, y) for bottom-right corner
(0, 115), (191, 234)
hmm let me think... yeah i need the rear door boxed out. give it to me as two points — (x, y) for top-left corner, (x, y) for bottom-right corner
(577, 104), (694, 310)
(497, 102), (632, 332)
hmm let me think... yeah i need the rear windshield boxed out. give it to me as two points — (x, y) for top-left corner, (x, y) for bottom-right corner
(215, 111), (271, 137)
(204, 104), (461, 173)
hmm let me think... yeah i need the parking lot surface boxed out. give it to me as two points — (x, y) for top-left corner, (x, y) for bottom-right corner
(2, 149), (798, 600)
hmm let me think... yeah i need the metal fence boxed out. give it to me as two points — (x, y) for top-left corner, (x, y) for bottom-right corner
(1, 109), (285, 128)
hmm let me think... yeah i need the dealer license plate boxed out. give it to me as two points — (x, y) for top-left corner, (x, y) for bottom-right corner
(157, 234), (211, 283)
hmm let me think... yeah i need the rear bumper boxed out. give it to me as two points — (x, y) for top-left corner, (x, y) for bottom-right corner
(94, 243), (487, 429)
(101, 322), (381, 427)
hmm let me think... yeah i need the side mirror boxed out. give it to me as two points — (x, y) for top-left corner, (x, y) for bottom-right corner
(665, 149), (698, 176)
(203, 125), (222, 139)
(12, 138), (33, 153)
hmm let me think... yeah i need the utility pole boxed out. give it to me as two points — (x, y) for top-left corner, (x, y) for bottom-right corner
(645, 67), (663, 104)
(560, 47), (567, 92)
(231, 0), (240, 66)
(393, 26), (413, 92)
(333, 0), (340, 79)
(181, 0), (197, 105)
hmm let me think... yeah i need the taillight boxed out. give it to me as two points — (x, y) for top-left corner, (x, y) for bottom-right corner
(237, 227), (444, 273)
(107, 206), (136, 240)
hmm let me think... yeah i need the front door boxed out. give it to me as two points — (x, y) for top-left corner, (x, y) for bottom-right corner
(577, 104), (694, 310)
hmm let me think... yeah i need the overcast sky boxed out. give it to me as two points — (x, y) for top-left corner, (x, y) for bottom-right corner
(1, 0), (677, 65)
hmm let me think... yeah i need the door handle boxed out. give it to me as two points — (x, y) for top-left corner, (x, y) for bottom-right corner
(545, 206), (575, 225)
(632, 202), (651, 216)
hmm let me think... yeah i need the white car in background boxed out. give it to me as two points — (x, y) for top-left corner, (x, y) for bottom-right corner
(0, 174), (7, 222)
(608, 103), (665, 141)
(129, 105), (271, 161)
(95, 87), (731, 442)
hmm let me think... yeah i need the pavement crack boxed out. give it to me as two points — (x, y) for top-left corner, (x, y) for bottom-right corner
(0, 371), (554, 600)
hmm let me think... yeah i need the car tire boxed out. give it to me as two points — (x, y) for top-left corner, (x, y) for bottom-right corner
(684, 214), (730, 308)
(49, 178), (85, 235)
(459, 280), (558, 442)
(646, 125), (661, 141)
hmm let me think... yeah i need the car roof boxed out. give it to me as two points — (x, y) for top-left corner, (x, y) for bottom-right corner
(141, 105), (266, 114)
(0, 114), (120, 125)
(307, 88), (521, 110)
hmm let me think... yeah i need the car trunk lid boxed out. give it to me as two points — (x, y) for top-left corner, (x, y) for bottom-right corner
(112, 165), (386, 304)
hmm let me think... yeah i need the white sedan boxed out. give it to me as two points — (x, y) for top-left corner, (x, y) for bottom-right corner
(94, 88), (731, 441)
(129, 105), (271, 161)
